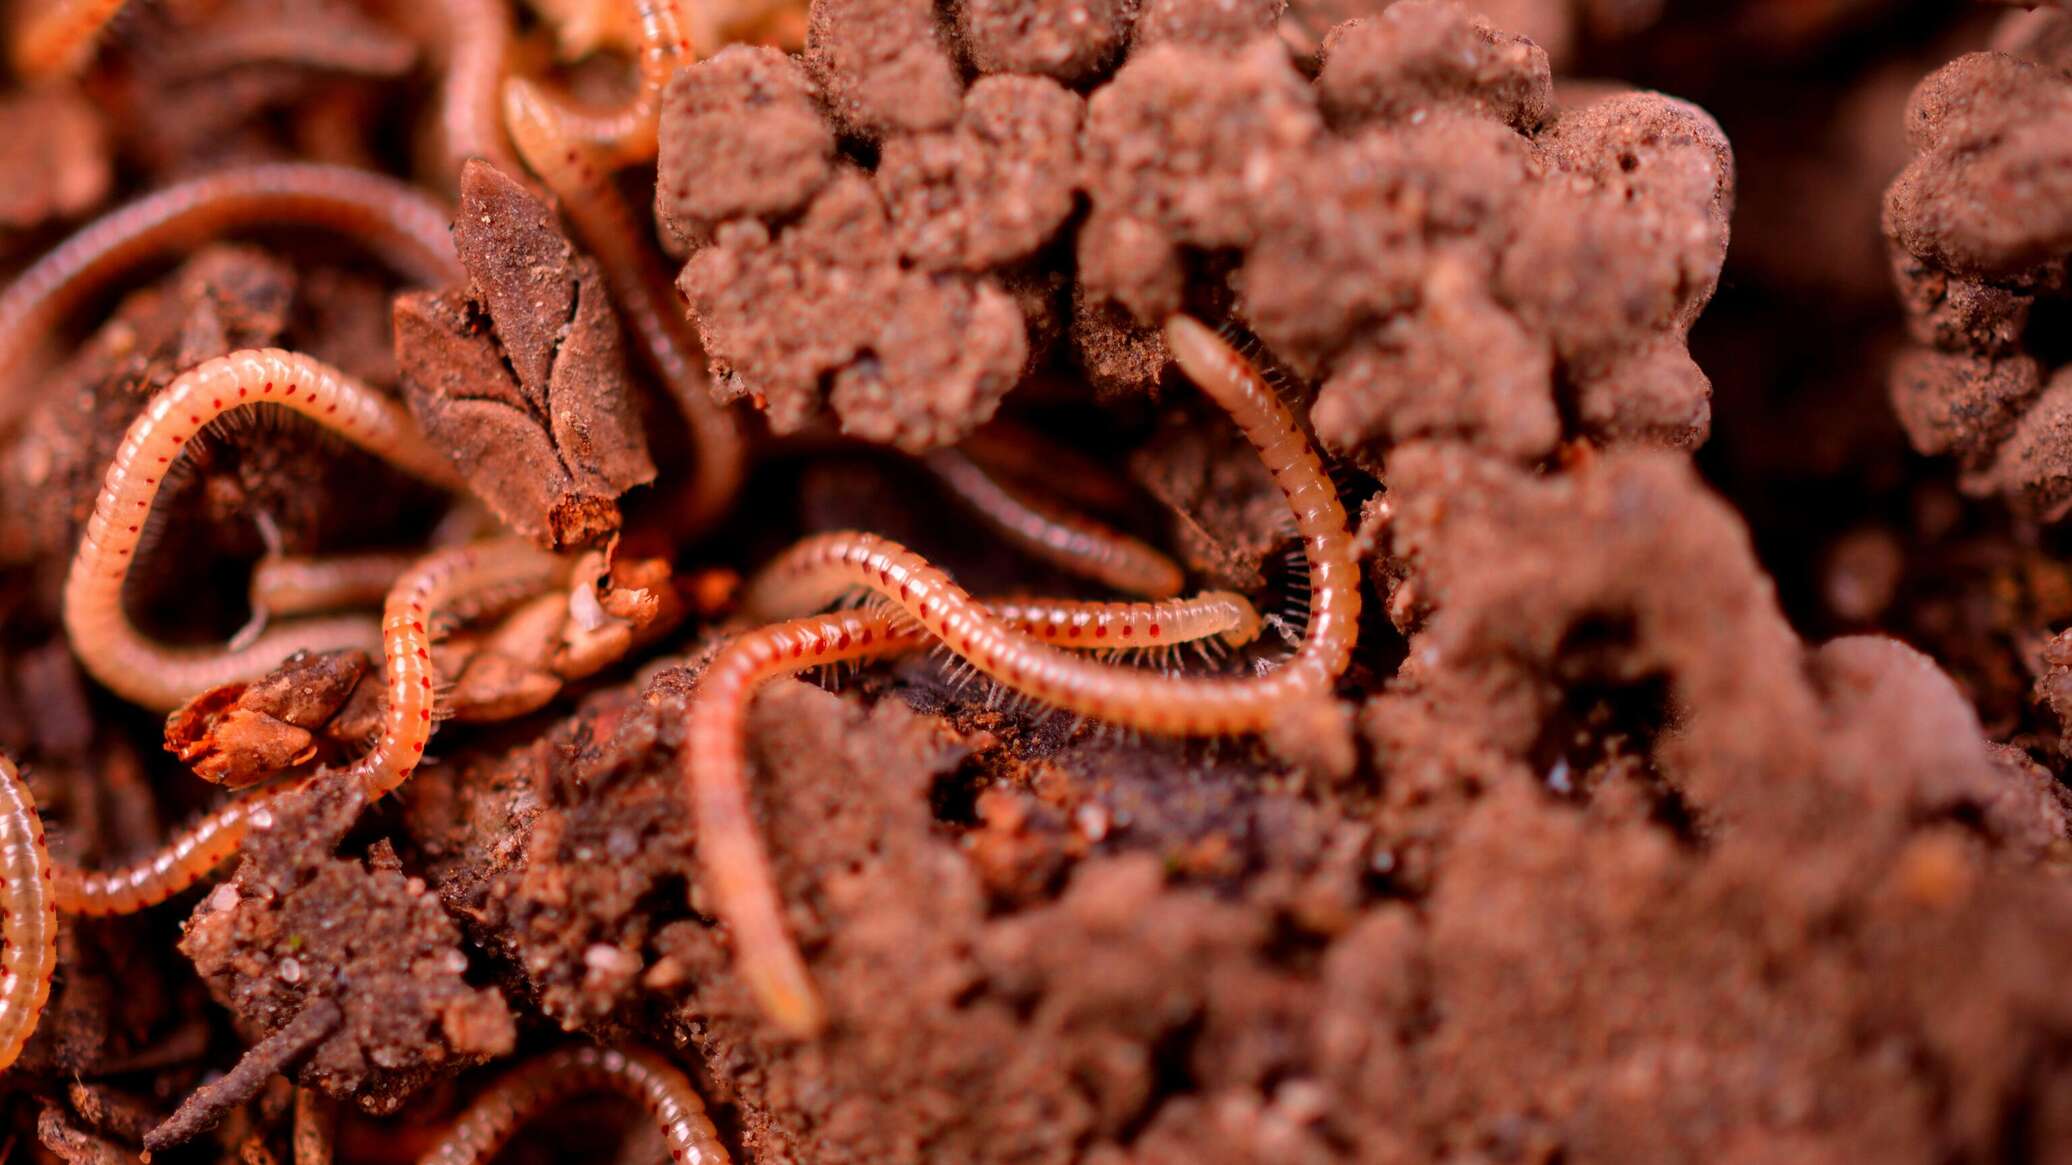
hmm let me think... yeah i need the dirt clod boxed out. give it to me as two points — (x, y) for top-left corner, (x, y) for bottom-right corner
(180, 777), (517, 1114)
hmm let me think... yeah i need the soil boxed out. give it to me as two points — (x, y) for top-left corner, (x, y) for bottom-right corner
(2, 1), (2072, 1163)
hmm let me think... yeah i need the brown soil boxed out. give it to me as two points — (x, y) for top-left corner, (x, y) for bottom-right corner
(2, 1), (2072, 1163)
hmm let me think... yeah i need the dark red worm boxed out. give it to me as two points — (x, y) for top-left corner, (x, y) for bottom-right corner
(0, 163), (460, 415)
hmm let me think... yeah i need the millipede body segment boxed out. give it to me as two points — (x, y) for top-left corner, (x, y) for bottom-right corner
(0, 163), (462, 405)
(57, 539), (565, 916)
(741, 317), (1360, 737)
(524, 0), (691, 168)
(0, 755), (58, 1071)
(63, 349), (465, 712)
(361, 538), (569, 801)
(504, 77), (745, 534)
(417, 1043), (730, 1165)
(921, 448), (1185, 599)
(55, 794), (265, 917)
(9, 0), (126, 81)
(687, 591), (1262, 1037)
(992, 592), (1259, 650)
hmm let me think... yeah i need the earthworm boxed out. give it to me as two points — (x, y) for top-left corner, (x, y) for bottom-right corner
(295, 84), (388, 172)
(63, 349), (463, 712)
(160, 20), (419, 81)
(958, 422), (1138, 514)
(920, 448), (1184, 598)
(688, 591), (1261, 1037)
(526, 0), (692, 169)
(741, 317), (1361, 736)
(435, 0), (520, 179)
(417, 1043), (729, 1165)
(58, 540), (565, 915)
(504, 79), (745, 534)
(9, 0), (126, 81)
(0, 755), (59, 1071)
(0, 163), (461, 402)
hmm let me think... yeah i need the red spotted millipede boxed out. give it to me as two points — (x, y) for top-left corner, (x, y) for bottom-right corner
(54, 537), (565, 919)
(62, 349), (465, 712)
(689, 590), (1262, 1037)
(739, 316), (1361, 738)
(0, 754), (58, 1071)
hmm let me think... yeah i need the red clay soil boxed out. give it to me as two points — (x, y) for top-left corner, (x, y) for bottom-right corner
(1, 1), (2071, 1163)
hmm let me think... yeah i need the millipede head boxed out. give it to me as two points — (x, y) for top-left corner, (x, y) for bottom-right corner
(1209, 591), (1265, 648)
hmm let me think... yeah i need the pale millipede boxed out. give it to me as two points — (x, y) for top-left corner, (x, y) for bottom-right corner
(10, 0), (127, 82)
(54, 791), (261, 917)
(416, 1043), (729, 1165)
(739, 316), (1361, 737)
(63, 349), (465, 712)
(687, 590), (1262, 1037)
(250, 549), (421, 622)
(524, 0), (692, 169)
(503, 78), (746, 535)
(920, 447), (1185, 599)
(0, 163), (461, 405)
(0, 754), (59, 1071)
(56, 539), (566, 916)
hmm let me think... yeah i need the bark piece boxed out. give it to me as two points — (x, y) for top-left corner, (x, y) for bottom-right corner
(396, 161), (655, 550)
